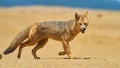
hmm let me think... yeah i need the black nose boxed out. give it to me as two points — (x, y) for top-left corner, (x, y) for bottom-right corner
(83, 28), (86, 31)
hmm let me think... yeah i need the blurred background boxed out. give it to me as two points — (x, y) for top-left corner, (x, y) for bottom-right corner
(0, 0), (120, 10)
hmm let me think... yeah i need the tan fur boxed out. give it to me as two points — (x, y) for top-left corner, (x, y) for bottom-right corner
(3, 11), (89, 59)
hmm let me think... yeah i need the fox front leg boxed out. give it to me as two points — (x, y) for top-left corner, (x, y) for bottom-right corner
(61, 38), (73, 59)
(58, 44), (70, 56)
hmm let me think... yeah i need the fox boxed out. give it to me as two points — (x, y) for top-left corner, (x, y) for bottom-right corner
(3, 11), (89, 59)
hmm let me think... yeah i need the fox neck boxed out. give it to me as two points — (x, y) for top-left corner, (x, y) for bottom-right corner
(70, 19), (80, 36)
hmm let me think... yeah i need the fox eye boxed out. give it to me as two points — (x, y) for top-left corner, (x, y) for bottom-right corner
(79, 23), (82, 25)
(84, 23), (87, 25)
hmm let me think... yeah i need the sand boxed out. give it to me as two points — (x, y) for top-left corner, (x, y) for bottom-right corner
(0, 6), (120, 68)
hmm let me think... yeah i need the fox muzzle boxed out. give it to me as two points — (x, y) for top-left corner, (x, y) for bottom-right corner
(80, 25), (86, 33)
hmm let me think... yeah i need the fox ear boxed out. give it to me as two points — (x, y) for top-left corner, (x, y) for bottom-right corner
(83, 11), (88, 17)
(75, 13), (80, 20)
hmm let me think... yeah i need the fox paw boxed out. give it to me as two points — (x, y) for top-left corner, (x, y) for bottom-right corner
(58, 51), (66, 56)
(35, 57), (40, 59)
(17, 54), (21, 59)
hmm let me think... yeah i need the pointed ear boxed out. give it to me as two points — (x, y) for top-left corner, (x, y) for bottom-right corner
(83, 11), (88, 17)
(75, 13), (80, 20)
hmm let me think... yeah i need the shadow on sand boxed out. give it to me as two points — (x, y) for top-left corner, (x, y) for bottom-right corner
(41, 57), (91, 60)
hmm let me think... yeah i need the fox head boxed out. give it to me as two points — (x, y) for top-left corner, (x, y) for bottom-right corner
(73, 11), (89, 33)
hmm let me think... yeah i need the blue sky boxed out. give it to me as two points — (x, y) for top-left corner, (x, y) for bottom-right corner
(0, 0), (120, 10)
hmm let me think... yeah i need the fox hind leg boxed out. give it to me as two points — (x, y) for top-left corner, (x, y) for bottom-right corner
(32, 38), (48, 59)
(17, 38), (40, 59)
(17, 40), (31, 59)
(17, 25), (43, 59)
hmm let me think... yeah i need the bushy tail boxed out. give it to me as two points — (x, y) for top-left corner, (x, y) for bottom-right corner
(3, 27), (31, 55)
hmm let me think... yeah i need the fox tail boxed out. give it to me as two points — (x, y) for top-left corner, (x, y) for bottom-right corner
(3, 27), (31, 55)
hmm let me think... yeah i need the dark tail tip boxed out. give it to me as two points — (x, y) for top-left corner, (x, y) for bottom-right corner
(3, 48), (13, 55)
(0, 54), (2, 60)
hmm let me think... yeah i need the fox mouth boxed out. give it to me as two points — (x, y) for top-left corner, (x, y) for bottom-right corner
(80, 30), (85, 33)
(80, 29), (86, 33)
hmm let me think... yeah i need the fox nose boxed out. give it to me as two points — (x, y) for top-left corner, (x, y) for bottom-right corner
(83, 28), (86, 31)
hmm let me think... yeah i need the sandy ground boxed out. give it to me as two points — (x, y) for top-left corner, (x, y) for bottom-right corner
(0, 6), (120, 68)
